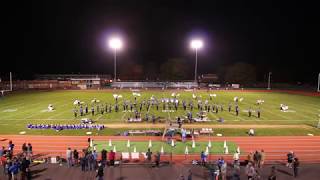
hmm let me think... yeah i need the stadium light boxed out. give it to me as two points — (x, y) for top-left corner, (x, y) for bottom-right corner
(190, 39), (203, 82)
(108, 37), (123, 81)
(191, 39), (203, 49)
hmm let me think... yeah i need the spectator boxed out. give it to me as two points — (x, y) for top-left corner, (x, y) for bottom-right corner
(154, 151), (160, 167)
(73, 149), (79, 166)
(233, 151), (240, 167)
(231, 165), (241, 180)
(1, 154), (7, 174)
(246, 152), (253, 165)
(287, 151), (294, 168)
(66, 147), (73, 167)
(146, 148), (152, 165)
(80, 155), (87, 172)
(109, 150), (115, 166)
(200, 151), (207, 166)
(0, 146), (4, 157)
(268, 166), (277, 180)
(5, 158), (11, 176)
(27, 143), (33, 157)
(26, 167), (32, 180)
(87, 152), (95, 171)
(254, 169), (261, 180)
(8, 140), (15, 155)
(245, 162), (255, 180)
(87, 137), (91, 147)
(101, 149), (107, 167)
(22, 143), (27, 154)
(220, 161), (227, 180)
(260, 149), (265, 167)
(253, 150), (262, 168)
(92, 150), (98, 169)
(20, 157), (31, 180)
(217, 157), (225, 171)
(95, 162), (104, 180)
(293, 157), (300, 177)
(9, 160), (20, 180)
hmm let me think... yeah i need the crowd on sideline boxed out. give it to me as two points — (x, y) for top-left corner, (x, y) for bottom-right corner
(64, 144), (162, 180)
(196, 148), (300, 180)
(1, 139), (301, 180)
(26, 124), (105, 131)
(0, 141), (33, 180)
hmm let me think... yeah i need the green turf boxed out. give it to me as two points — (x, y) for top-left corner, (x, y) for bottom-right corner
(0, 90), (319, 135)
(93, 140), (238, 154)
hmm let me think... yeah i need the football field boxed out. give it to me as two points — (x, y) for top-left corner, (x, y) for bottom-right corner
(0, 89), (319, 136)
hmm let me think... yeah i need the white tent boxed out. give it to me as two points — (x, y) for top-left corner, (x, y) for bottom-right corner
(205, 146), (209, 155)
(224, 146), (229, 154)
(160, 146), (164, 154)
(192, 139), (196, 148)
(208, 140), (212, 148)
(127, 139), (130, 148)
(171, 139), (175, 147)
(185, 146), (189, 155)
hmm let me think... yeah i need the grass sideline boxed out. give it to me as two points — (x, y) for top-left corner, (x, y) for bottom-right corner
(93, 140), (238, 154)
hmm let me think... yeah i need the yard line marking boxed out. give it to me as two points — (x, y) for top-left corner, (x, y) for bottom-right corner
(0, 102), (42, 120)
(0, 103), (25, 111)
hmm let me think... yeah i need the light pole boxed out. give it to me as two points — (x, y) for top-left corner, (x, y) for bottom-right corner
(317, 72), (320, 92)
(108, 37), (122, 81)
(267, 72), (272, 90)
(191, 39), (203, 82)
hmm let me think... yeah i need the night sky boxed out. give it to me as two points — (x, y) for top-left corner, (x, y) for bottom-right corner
(2, 0), (318, 83)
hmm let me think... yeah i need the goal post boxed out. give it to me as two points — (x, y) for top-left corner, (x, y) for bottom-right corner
(0, 72), (13, 93)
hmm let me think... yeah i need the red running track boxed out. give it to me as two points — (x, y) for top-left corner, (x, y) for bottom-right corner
(1, 135), (319, 164)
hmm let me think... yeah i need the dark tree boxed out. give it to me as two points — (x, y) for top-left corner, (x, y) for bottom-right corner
(225, 62), (257, 84)
(160, 58), (190, 80)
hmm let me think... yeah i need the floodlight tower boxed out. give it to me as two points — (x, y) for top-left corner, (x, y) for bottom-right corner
(267, 72), (272, 90)
(108, 37), (123, 81)
(317, 72), (320, 92)
(190, 39), (203, 82)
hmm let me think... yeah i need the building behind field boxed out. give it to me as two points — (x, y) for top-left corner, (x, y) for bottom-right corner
(0, 74), (112, 90)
